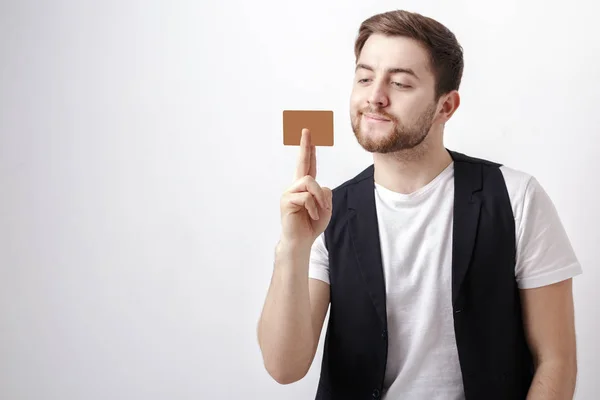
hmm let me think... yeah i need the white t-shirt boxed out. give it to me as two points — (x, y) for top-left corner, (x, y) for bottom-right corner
(308, 161), (583, 400)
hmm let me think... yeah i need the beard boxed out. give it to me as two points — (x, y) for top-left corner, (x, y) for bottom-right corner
(351, 102), (437, 154)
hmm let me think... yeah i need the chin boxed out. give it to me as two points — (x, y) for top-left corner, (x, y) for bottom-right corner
(355, 131), (394, 153)
(360, 123), (395, 141)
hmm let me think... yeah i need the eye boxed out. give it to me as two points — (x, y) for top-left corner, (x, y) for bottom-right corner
(358, 78), (370, 84)
(393, 82), (410, 88)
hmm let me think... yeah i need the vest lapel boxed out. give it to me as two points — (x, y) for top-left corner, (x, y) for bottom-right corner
(346, 166), (387, 329)
(449, 150), (483, 307)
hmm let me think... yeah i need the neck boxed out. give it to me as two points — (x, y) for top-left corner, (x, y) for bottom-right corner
(372, 132), (452, 194)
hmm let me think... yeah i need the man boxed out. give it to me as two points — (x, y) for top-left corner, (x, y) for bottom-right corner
(257, 9), (582, 400)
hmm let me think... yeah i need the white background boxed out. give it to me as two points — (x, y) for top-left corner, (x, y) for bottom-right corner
(1, 0), (598, 399)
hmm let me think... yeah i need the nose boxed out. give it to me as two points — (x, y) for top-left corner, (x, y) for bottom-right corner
(367, 80), (389, 108)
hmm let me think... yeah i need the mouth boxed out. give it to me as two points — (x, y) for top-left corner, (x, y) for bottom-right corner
(363, 113), (391, 122)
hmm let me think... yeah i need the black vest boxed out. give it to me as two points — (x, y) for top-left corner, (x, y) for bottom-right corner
(315, 150), (534, 400)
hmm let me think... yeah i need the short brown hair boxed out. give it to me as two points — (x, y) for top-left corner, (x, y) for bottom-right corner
(354, 10), (464, 101)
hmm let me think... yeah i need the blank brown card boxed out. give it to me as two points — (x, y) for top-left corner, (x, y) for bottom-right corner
(283, 110), (334, 146)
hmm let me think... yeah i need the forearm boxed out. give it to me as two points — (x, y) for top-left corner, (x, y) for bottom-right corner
(258, 241), (315, 383)
(526, 360), (577, 400)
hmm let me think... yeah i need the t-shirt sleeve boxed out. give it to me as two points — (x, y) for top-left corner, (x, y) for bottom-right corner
(308, 232), (330, 285)
(515, 176), (583, 289)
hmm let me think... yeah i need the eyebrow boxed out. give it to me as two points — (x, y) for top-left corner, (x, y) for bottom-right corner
(355, 63), (420, 80)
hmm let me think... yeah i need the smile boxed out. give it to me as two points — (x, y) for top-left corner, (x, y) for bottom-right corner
(363, 114), (391, 122)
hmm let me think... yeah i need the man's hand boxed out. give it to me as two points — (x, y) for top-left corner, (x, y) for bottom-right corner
(280, 128), (333, 250)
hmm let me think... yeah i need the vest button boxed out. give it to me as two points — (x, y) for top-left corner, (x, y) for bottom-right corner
(381, 329), (387, 339)
(372, 388), (380, 398)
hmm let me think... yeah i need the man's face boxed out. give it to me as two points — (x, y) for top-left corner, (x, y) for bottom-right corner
(350, 34), (440, 153)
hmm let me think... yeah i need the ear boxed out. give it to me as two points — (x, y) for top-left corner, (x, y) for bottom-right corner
(436, 90), (460, 123)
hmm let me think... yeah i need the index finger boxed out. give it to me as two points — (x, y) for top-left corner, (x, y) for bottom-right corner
(295, 128), (315, 180)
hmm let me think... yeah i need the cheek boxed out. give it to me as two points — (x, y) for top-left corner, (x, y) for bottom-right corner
(349, 100), (359, 115)
(395, 98), (426, 118)
(349, 86), (365, 104)
(350, 93), (365, 112)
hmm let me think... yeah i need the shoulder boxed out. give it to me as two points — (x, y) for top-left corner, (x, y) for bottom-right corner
(331, 164), (374, 193)
(328, 164), (374, 208)
(498, 164), (536, 220)
(451, 149), (535, 214)
(497, 165), (556, 227)
(322, 164), (374, 247)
